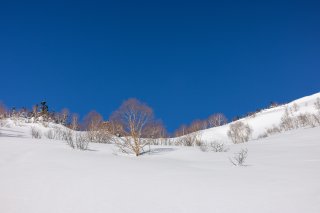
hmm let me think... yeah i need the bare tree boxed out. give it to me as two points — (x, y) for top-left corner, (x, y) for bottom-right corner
(142, 120), (167, 139)
(71, 113), (79, 130)
(227, 121), (252, 144)
(54, 108), (69, 125)
(188, 119), (207, 132)
(110, 98), (154, 156)
(83, 110), (103, 131)
(174, 124), (188, 137)
(0, 102), (7, 119)
(109, 120), (125, 136)
(32, 105), (39, 120)
(82, 111), (111, 143)
(60, 108), (69, 125)
(207, 113), (228, 127)
(94, 122), (113, 143)
(174, 119), (207, 137)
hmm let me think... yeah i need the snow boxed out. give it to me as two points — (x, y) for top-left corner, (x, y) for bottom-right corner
(0, 93), (320, 213)
(198, 92), (320, 143)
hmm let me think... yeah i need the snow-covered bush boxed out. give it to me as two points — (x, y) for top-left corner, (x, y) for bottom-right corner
(266, 125), (281, 135)
(31, 127), (42, 139)
(199, 143), (209, 152)
(38, 126), (90, 150)
(199, 141), (229, 152)
(296, 113), (313, 127)
(230, 148), (248, 166)
(176, 132), (202, 146)
(62, 129), (74, 148)
(210, 142), (229, 152)
(0, 119), (8, 127)
(52, 127), (64, 140)
(87, 128), (112, 143)
(75, 133), (90, 150)
(227, 122), (252, 144)
(257, 133), (268, 139)
(292, 103), (299, 112)
(280, 109), (320, 131)
(159, 138), (174, 146)
(311, 114), (320, 127)
(314, 98), (320, 112)
(280, 108), (295, 131)
(44, 129), (55, 139)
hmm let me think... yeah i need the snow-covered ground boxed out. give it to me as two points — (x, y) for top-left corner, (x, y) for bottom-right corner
(198, 92), (320, 143)
(0, 126), (320, 213)
(0, 93), (320, 213)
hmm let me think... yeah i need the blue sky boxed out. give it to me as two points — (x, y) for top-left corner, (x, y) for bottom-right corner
(0, 0), (319, 132)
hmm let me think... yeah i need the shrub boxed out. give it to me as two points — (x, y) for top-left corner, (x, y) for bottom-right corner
(31, 127), (42, 139)
(296, 113), (313, 127)
(0, 119), (8, 127)
(87, 128), (112, 143)
(62, 129), (74, 148)
(314, 98), (320, 111)
(210, 141), (229, 152)
(75, 133), (89, 150)
(52, 127), (64, 140)
(257, 133), (268, 139)
(229, 148), (248, 166)
(227, 122), (253, 144)
(199, 143), (209, 152)
(199, 141), (229, 152)
(292, 103), (299, 112)
(266, 125), (281, 135)
(44, 129), (55, 139)
(176, 132), (202, 146)
(311, 114), (320, 127)
(280, 108), (295, 131)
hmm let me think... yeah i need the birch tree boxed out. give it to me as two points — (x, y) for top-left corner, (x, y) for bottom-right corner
(110, 98), (154, 156)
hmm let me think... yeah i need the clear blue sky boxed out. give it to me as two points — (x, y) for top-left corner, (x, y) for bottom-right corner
(0, 0), (319, 132)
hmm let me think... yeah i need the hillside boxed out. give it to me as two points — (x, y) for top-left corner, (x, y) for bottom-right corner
(1, 126), (320, 213)
(198, 92), (320, 143)
(0, 93), (320, 213)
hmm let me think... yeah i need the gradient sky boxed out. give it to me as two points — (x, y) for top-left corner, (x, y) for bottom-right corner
(0, 0), (319, 132)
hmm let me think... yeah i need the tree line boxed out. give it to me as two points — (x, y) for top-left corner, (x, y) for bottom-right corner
(0, 99), (229, 139)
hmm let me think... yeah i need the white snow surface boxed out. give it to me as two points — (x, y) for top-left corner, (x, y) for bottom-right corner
(0, 92), (320, 213)
(198, 92), (320, 143)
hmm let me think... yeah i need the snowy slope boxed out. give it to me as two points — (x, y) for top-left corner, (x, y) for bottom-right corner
(198, 92), (320, 143)
(1, 92), (319, 143)
(0, 118), (70, 139)
(0, 126), (320, 213)
(0, 92), (320, 213)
